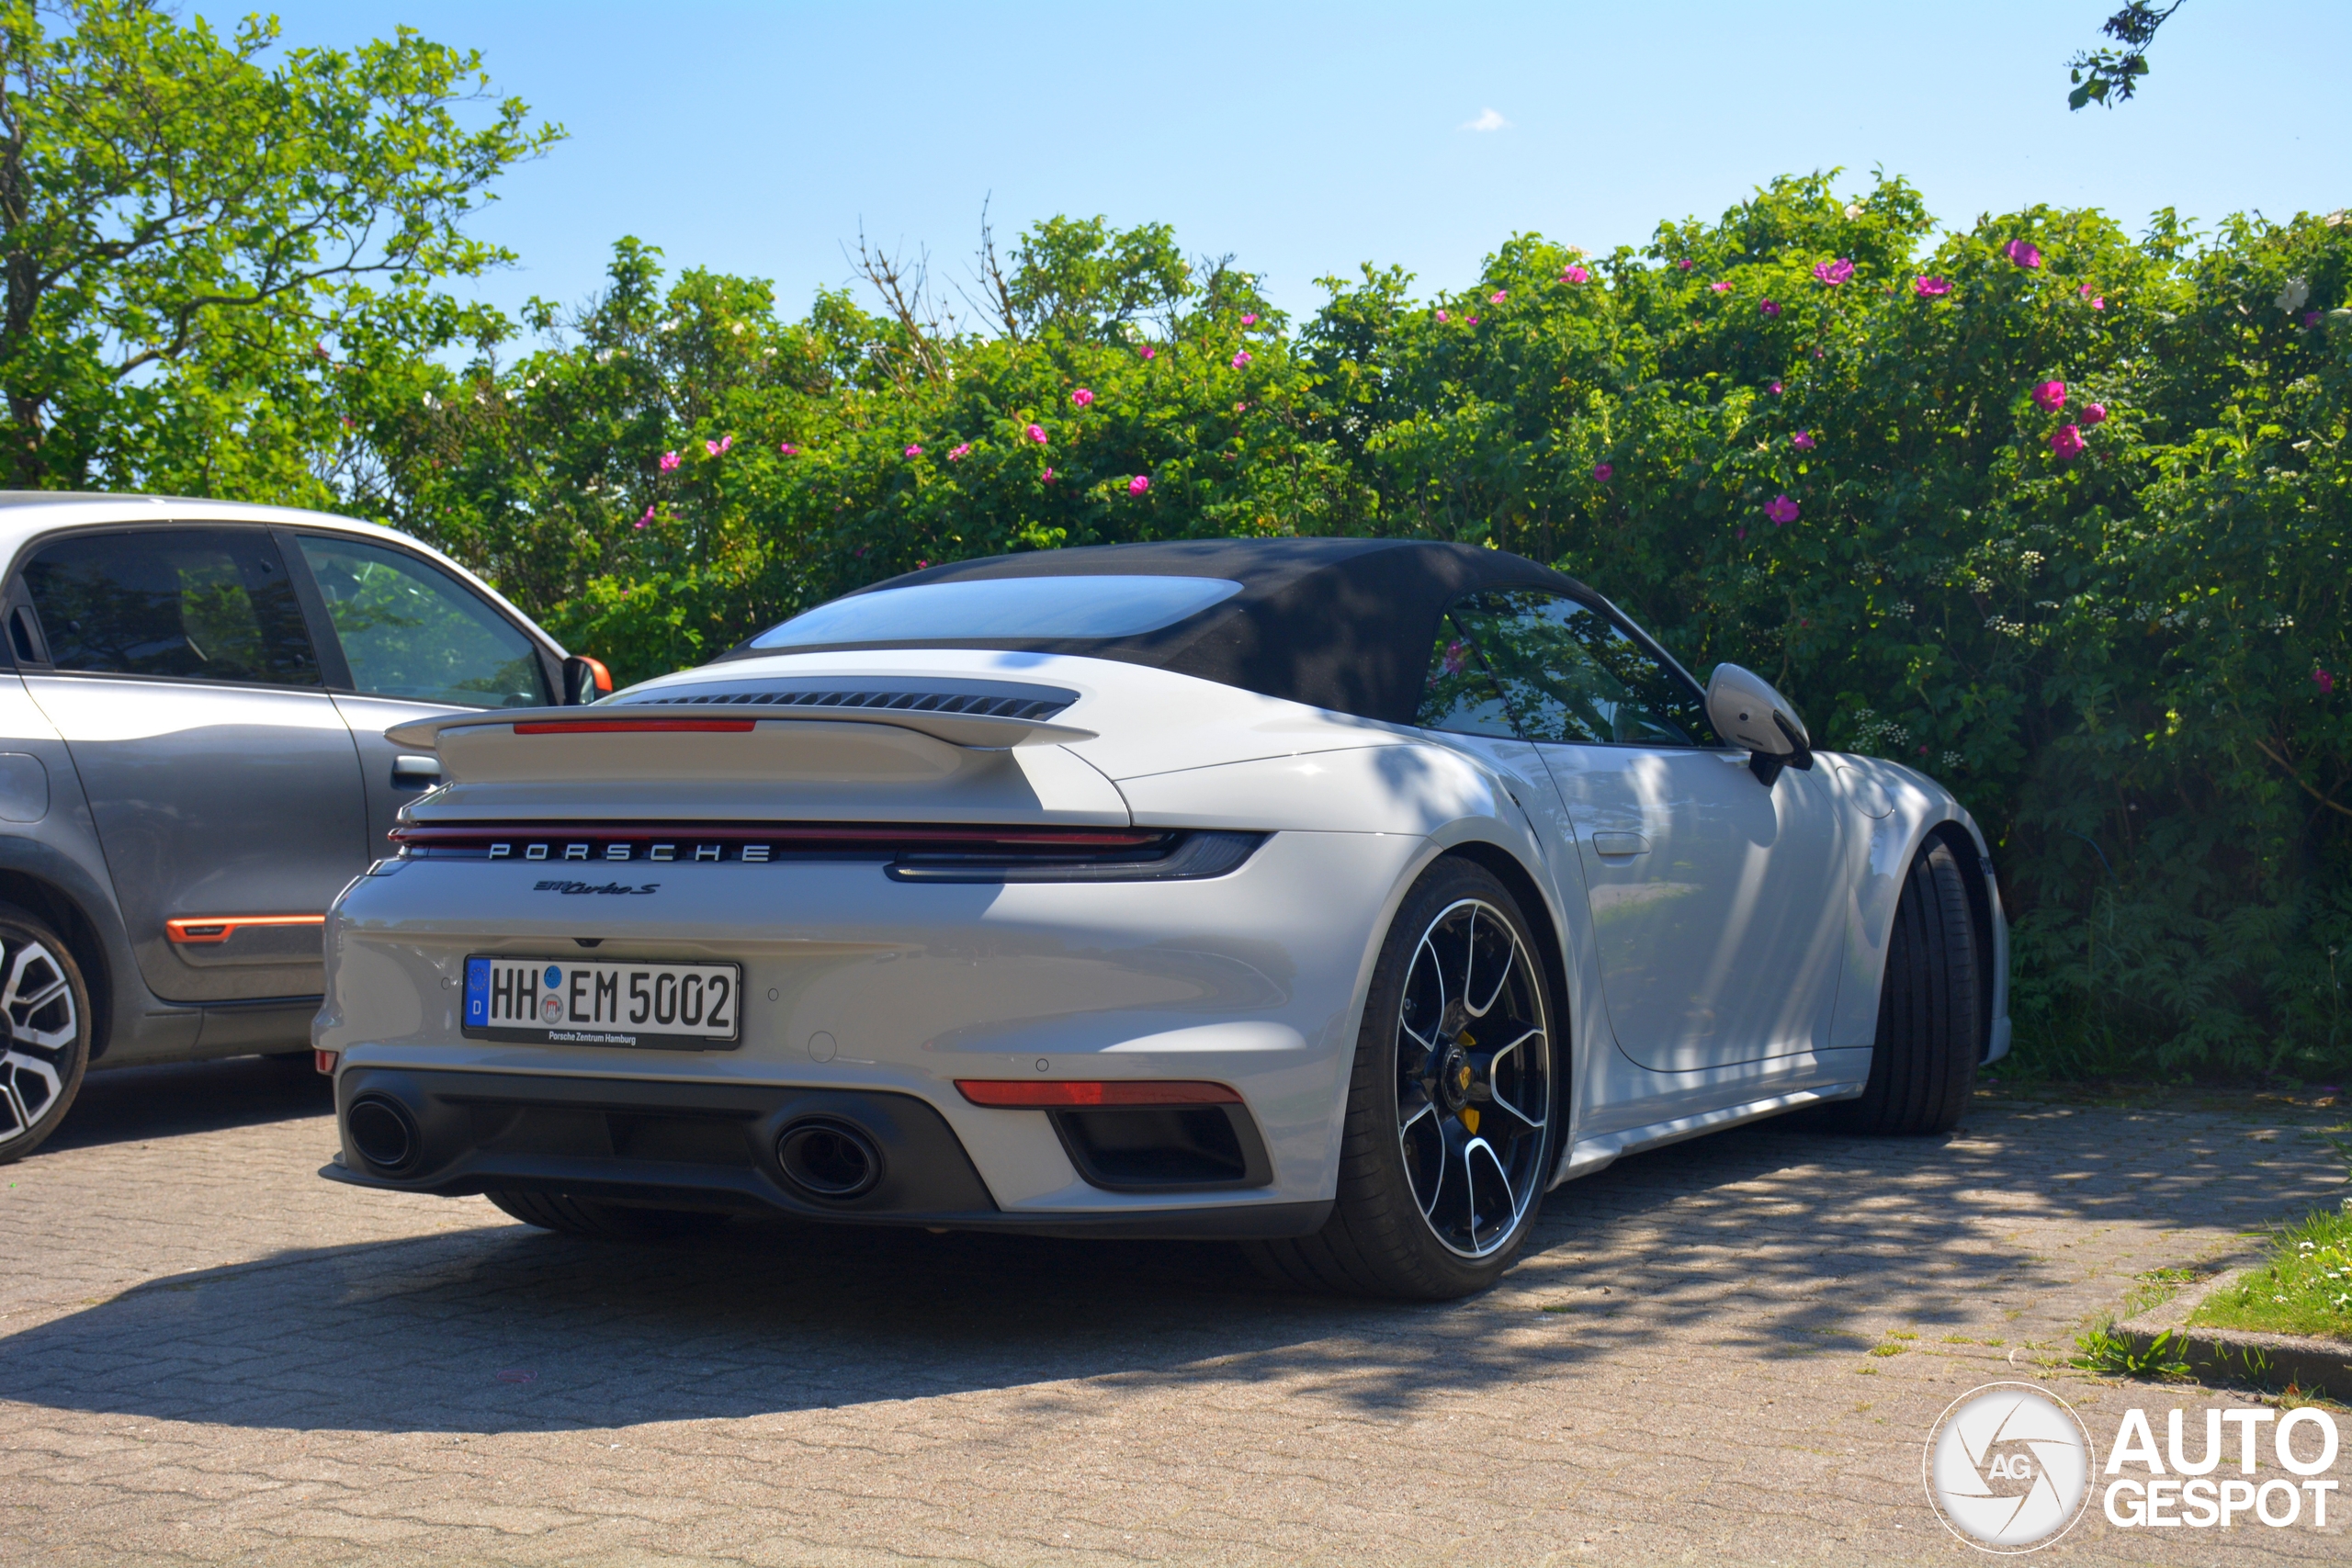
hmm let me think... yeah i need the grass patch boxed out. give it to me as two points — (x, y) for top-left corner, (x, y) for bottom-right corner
(2073, 1325), (2192, 1380)
(2189, 1206), (2352, 1343)
(2121, 1266), (2211, 1321)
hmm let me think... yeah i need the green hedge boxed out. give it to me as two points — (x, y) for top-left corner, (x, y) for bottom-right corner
(367, 176), (2352, 1083)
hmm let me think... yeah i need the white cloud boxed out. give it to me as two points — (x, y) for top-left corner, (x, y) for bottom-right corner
(1462, 107), (1509, 133)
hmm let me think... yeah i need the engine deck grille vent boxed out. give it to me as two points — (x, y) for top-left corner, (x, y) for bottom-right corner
(639, 686), (1073, 722)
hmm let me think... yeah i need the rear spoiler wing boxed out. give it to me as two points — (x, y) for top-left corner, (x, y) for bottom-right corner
(385, 705), (1097, 753)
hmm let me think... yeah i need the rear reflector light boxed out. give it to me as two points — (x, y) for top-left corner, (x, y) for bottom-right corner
(511, 719), (756, 734)
(955, 1079), (1243, 1108)
(164, 913), (325, 944)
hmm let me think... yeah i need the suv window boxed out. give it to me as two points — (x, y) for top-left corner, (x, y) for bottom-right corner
(21, 529), (320, 685)
(297, 536), (548, 709)
(1446, 589), (1709, 747)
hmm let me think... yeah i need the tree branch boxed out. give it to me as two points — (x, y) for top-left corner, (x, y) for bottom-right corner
(2250, 736), (2352, 820)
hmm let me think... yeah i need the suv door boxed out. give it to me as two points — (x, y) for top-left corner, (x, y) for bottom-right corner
(1446, 589), (1849, 1072)
(14, 526), (365, 1004)
(288, 532), (553, 857)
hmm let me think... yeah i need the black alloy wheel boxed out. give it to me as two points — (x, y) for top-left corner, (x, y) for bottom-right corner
(1248, 858), (1558, 1299)
(0, 903), (91, 1166)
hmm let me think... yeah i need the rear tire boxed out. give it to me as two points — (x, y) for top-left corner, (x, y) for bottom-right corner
(483, 1188), (729, 1242)
(1821, 838), (1981, 1135)
(0, 903), (92, 1167)
(1246, 859), (1559, 1300)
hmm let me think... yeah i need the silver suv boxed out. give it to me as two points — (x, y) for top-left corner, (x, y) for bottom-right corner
(0, 494), (606, 1162)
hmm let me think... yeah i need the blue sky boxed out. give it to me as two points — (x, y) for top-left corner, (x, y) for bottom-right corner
(254, 1), (2349, 327)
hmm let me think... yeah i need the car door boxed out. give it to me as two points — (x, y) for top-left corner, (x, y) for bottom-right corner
(13, 526), (365, 1004)
(1446, 590), (1849, 1072)
(288, 531), (554, 857)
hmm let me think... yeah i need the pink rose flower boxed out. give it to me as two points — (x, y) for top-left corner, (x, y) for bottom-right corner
(1562, 265), (1590, 285)
(1709, 281), (1731, 293)
(947, 443), (972, 460)
(1139, 345), (1157, 361)
(1435, 309), (1449, 322)
(2031, 380), (2067, 412)
(1491, 290), (1508, 303)
(1792, 431), (1815, 450)
(2316, 668), (2336, 694)
(903, 444), (922, 457)
(1071, 388), (1094, 408)
(705, 434), (732, 457)
(1040, 468), (1055, 482)
(1759, 299), (1782, 317)
(1813, 257), (1854, 287)
(777, 442), (799, 456)
(658, 451), (681, 473)
(1241, 313), (1258, 326)
(1914, 276), (1951, 298)
(2004, 240), (2041, 270)
(1466, 317), (1478, 326)
(2049, 423), (2085, 461)
(1025, 423), (1047, 445)
(1127, 474), (1149, 496)
(1677, 258), (1694, 271)
(636, 505), (654, 529)
(1231, 350), (1251, 368)
(2090, 297), (2106, 310)
(1764, 494), (1800, 525)
(1770, 381), (1784, 394)
(1592, 463), (1613, 482)
(2081, 402), (2107, 426)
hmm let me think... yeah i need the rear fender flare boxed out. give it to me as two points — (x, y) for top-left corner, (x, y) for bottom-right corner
(0, 837), (141, 1059)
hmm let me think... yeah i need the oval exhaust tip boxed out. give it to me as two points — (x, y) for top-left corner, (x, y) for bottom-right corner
(775, 1117), (884, 1200)
(346, 1095), (418, 1172)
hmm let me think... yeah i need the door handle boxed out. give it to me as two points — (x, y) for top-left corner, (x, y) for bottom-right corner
(1589, 831), (1650, 857)
(391, 754), (443, 787)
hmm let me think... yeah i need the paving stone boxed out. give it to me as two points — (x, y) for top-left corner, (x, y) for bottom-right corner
(1, 1057), (2346, 1563)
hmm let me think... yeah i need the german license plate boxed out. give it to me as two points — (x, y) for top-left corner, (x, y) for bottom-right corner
(462, 956), (742, 1050)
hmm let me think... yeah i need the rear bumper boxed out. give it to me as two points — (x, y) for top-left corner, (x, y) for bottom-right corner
(324, 1066), (1329, 1240)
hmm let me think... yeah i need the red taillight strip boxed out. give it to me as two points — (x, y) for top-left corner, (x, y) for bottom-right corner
(511, 719), (755, 734)
(389, 824), (1160, 849)
(165, 913), (325, 945)
(955, 1079), (1243, 1108)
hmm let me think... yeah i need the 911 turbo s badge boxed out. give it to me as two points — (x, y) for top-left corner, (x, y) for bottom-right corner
(531, 879), (661, 896)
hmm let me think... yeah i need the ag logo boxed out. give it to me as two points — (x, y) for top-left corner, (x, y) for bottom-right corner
(1924, 1382), (2095, 1552)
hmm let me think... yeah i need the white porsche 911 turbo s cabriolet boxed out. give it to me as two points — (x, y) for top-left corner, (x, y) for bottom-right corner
(317, 538), (2007, 1298)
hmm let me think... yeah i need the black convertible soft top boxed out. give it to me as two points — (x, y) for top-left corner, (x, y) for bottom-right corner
(727, 537), (1623, 727)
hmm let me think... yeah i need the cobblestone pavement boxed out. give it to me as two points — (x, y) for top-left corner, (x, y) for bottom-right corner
(2, 1059), (2346, 1567)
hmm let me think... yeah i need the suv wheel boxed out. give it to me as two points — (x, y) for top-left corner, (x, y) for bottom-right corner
(0, 904), (92, 1166)
(1247, 859), (1558, 1299)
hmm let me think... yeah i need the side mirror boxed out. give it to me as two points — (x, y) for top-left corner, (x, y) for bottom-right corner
(1705, 662), (1814, 787)
(561, 655), (614, 705)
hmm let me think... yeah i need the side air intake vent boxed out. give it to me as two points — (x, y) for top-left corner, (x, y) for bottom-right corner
(636, 684), (1076, 723)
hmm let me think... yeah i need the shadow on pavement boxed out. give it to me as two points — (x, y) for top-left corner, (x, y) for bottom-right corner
(12, 1100), (2322, 1438)
(45, 1055), (334, 1152)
